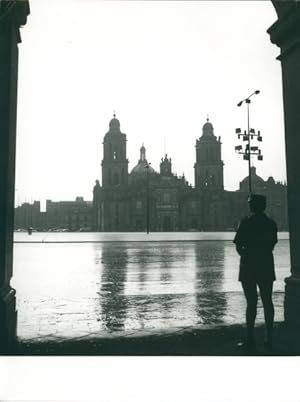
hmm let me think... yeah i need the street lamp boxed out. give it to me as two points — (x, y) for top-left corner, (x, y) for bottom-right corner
(235, 90), (263, 194)
(145, 163), (151, 234)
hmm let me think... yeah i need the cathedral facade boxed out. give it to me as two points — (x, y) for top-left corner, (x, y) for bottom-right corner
(92, 115), (287, 232)
(14, 115), (288, 232)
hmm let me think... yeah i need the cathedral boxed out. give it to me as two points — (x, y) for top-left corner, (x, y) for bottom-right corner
(14, 115), (288, 232)
(92, 114), (287, 232)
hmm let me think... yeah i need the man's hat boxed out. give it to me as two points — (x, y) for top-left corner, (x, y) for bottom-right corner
(248, 194), (266, 211)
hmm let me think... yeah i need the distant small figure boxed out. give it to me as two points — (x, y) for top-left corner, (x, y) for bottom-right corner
(233, 194), (277, 352)
(27, 227), (33, 235)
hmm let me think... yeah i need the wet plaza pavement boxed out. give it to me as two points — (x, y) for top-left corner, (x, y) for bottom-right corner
(12, 232), (290, 343)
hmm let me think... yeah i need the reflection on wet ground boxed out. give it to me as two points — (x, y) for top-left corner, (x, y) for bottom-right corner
(12, 237), (290, 341)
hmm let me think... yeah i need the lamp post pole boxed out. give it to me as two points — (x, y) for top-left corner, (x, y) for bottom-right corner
(145, 164), (150, 234)
(236, 90), (262, 195)
(246, 98), (252, 193)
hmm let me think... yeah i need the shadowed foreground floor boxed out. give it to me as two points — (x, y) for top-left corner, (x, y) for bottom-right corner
(12, 322), (300, 356)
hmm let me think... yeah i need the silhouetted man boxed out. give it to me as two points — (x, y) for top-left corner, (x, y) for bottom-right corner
(234, 194), (277, 351)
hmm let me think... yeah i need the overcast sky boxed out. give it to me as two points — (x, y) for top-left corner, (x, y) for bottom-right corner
(15, 0), (285, 206)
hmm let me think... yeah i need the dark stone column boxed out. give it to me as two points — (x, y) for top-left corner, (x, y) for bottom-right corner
(0, 2), (29, 353)
(268, 4), (300, 326)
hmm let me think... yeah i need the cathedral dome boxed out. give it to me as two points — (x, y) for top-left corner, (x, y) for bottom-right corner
(240, 166), (266, 191)
(109, 114), (121, 132)
(130, 161), (156, 176)
(202, 118), (214, 136)
(130, 145), (157, 178)
(104, 114), (124, 141)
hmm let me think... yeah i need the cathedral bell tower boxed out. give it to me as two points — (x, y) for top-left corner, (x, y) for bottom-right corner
(194, 118), (224, 190)
(101, 114), (129, 187)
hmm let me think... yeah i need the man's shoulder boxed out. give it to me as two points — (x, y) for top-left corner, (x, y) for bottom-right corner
(263, 214), (278, 229)
(233, 216), (250, 243)
(249, 213), (278, 235)
(241, 214), (277, 232)
(238, 215), (252, 227)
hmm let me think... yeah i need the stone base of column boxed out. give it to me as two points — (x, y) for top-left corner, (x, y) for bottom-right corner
(0, 287), (17, 354)
(284, 275), (300, 326)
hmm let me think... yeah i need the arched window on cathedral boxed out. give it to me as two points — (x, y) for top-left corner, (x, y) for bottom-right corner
(190, 201), (197, 209)
(113, 172), (119, 185)
(205, 170), (209, 186)
(113, 150), (117, 160)
(136, 200), (142, 209)
(163, 192), (171, 203)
